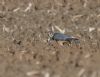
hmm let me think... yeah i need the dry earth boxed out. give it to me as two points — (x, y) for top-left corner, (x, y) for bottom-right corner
(0, 0), (100, 77)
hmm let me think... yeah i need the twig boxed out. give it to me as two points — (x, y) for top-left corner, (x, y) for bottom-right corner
(55, 26), (65, 34)
(24, 3), (32, 12)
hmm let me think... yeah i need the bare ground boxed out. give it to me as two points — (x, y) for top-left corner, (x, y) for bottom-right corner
(0, 0), (100, 77)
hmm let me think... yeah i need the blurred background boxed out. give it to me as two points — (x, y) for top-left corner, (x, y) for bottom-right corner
(0, 0), (100, 77)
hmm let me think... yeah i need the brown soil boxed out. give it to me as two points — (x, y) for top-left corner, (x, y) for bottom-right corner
(0, 0), (100, 77)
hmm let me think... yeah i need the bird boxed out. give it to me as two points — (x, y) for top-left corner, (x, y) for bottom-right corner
(49, 32), (80, 46)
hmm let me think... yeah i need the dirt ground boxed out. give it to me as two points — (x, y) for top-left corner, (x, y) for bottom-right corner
(0, 0), (100, 77)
